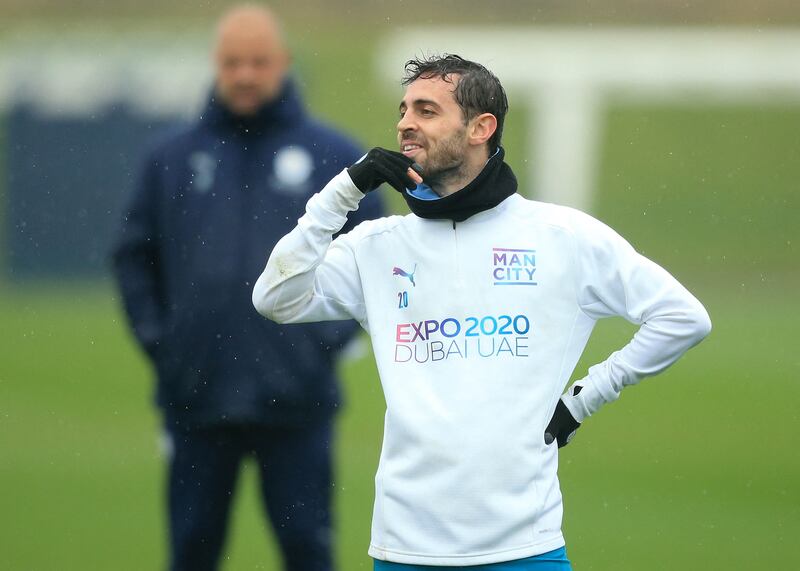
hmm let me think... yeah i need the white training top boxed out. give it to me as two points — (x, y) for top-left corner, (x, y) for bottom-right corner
(253, 170), (711, 566)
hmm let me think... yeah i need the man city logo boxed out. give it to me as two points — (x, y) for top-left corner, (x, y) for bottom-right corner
(492, 248), (537, 285)
(393, 264), (417, 287)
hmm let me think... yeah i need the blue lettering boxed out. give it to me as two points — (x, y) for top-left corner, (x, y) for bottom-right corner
(441, 318), (461, 338)
(496, 337), (513, 356)
(445, 340), (464, 359)
(478, 337), (495, 357)
(430, 341), (445, 361)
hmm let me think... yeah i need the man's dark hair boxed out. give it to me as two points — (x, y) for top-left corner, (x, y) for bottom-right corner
(401, 54), (509, 152)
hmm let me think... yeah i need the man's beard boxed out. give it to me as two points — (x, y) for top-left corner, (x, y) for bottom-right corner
(422, 127), (468, 189)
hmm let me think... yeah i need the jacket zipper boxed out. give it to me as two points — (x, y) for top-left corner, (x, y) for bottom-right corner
(240, 135), (253, 286)
(452, 220), (463, 287)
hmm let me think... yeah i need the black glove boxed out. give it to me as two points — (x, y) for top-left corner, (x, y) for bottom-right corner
(544, 399), (581, 448)
(347, 147), (422, 193)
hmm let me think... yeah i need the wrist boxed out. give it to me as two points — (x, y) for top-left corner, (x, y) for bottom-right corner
(336, 168), (368, 207)
(302, 169), (365, 233)
(563, 380), (591, 423)
(561, 394), (587, 424)
(343, 168), (367, 197)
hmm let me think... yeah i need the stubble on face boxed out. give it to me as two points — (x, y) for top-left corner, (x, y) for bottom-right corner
(419, 124), (469, 189)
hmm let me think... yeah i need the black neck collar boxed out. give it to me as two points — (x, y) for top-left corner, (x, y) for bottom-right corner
(402, 147), (518, 222)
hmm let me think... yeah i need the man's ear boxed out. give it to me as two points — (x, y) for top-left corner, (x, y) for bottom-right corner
(468, 113), (497, 147)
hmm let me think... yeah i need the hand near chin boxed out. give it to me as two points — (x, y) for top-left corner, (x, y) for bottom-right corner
(347, 147), (424, 193)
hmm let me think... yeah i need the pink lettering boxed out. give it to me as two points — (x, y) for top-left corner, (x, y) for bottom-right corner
(396, 323), (412, 343)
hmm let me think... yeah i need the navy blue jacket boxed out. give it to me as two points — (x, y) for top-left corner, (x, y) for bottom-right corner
(113, 80), (383, 427)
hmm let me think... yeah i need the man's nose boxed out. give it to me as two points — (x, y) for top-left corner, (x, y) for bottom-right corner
(234, 63), (257, 83)
(397, 114), (416, 133)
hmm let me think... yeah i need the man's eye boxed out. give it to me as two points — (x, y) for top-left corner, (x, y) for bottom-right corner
(421, 108), (435, 116)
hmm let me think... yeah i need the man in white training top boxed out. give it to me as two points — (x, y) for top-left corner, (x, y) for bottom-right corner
(252, 54), (711, 570)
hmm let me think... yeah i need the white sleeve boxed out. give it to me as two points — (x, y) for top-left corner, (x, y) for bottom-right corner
(562, 214), (712, 423)
(252, 169), (368, 325)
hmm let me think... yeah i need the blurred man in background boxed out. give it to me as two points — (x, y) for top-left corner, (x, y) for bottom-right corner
(112, 4), (383, 570)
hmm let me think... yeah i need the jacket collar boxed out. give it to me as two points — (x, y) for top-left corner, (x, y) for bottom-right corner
(200, 78), (305, 135)
(403, 147), (518, 222)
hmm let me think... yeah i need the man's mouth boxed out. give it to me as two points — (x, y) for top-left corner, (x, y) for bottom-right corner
(401, 143), (423, 157)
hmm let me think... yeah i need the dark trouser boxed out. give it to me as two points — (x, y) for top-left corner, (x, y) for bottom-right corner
(166, 418), (334, 571)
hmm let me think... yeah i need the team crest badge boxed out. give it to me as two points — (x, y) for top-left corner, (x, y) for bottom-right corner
(272, 146), (314, 194)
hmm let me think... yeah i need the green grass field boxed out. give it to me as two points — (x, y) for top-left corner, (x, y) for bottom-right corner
(2, 283), (797, 570)
(1, 29), (799, 569)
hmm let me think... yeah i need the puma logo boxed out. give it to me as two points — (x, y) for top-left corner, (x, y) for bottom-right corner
(392, 264), (417, 287)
